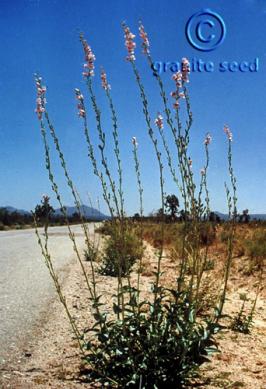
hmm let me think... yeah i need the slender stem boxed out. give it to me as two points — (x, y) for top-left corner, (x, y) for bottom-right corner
(33, 215), (84, 353)
(44, 112), (100, 308)
(130, 60), (165, 311)
(133, 142), (144, 307)
(105, 86), (124, 218)
(86, 78), (121, 219)
(218, 139), (237, 317)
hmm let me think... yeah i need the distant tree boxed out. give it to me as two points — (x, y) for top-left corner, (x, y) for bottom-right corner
(132, 212), (141, 222)
(34, 195), (54, 223)
(71, 212), (81, 223)
(239, 209), (250, 223)
(0, 208), (33, 226)
(0, 208), (10, 225)
(165, 194), (179, 221)
(209, 212), (221, 223)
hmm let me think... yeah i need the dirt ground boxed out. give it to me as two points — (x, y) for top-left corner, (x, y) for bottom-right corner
(0, 235), (265, 389)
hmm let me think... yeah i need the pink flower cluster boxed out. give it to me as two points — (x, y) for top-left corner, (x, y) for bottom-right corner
(100, 69), (111, 91)
(35, 76), (46, 119)
(132, 136), (138, 147)
(154, 113), (163, 129)
(139, 24), (150, 55)
(123, 25), (136, 61)
(171, 71), (184, 110)
(224, 125), (233, 141)
(181, 57), (190, 83)
(204, 133), (212, 145)
(80, 35), (96, 77)
(75, 88), (85, 118)
(170, 58), (190, 109)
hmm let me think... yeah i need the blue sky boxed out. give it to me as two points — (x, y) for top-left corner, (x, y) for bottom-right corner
(0, 0), (265, 215)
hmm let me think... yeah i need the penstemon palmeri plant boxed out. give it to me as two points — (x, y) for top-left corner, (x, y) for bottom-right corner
(34, 21), (237, 388)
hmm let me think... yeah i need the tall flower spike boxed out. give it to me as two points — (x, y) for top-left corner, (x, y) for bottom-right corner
(80, 34), (96, 78)
(123, 24), (136, 61)
(155, 113), (163, 129)
(139, 23), (150, 55)
(100, 69), (111, 91)
(224, 125), (233, 141)
(171, 71), (182, 109)
(35, 75), (46, 119)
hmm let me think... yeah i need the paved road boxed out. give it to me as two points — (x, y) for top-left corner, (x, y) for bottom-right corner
(0, 224), (92, 366)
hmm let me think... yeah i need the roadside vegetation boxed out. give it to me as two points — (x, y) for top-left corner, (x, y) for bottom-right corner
(32, 22), (265, 389)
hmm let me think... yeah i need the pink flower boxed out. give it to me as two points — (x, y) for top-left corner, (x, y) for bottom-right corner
(224, 125), (233, 141)
(172, 71), (182, 82)
(172, 71), (182, 89)
(139, 23), (150, 55)
(80, 34), (95, 77)
(181, 57), (190, 83)
(154, 113), (163, 129)
(171, 71), (185, 109)
(100, 69), (111, 91)
(35, 76), (46, 119)
(75, 88), (86, 118)
(173, 101), (179, 110)
(123, 24), (136, 61)
(204, 133), (212, 145)
(132, 136), (138, 147)
(200, 168), (206, 176)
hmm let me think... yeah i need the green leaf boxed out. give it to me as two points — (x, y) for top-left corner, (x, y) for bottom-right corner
(113, 302), (122, 314)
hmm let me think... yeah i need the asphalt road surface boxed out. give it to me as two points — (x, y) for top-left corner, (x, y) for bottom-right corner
(0, 224), (90, 366)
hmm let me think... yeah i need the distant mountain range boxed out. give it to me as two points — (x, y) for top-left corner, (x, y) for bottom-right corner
(0, 205), (109, 221)
(2, 206), (30, 215)
(54, 205), (109, 220)
(1, 206), (266, 221)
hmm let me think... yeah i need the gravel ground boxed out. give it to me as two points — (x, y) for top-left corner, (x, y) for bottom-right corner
(0, 224), (91, 367)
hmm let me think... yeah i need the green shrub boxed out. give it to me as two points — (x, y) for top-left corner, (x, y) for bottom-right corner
(96, 220), (113, 236)
(230, 294), (257, 334)
(84, 244), (98, 262)
(99, 224), (143, 277)
(85, 289), (221, 388)
(230, 310), (253, 334)
(245, 229), (266, 271)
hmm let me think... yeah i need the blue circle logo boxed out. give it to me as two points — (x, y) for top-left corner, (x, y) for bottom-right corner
(185, 9), (226, 52)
